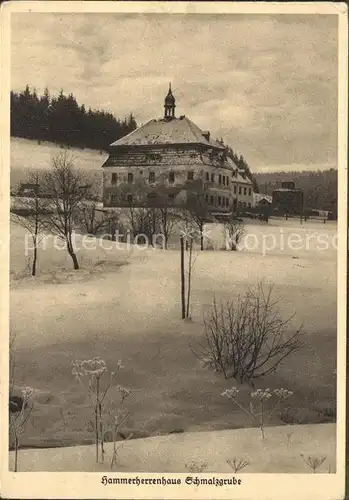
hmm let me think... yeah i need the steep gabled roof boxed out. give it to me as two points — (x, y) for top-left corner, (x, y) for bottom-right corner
(110, 116), (225, 149)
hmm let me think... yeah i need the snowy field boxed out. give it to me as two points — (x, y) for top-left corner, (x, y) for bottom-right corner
(8, 138), (338, 471)
(8, 216), (338, 472)
(9, 424), (335, 473)
(10, 137), (104, 187)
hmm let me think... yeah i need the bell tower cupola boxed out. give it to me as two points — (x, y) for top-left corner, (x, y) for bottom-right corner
(164, 82), (176, 120)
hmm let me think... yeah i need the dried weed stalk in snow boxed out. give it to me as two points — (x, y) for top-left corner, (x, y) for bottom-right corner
(300, 454), (327, 473)
(9, 387), (34, 472)
(221, 387), (293, 439)
(226, 457), (250, 473)
(72, 357), (130, 464)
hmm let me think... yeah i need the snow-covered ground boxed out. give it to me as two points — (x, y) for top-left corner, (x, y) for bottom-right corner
(9, 424), (335, 473)
(8, 218), (337, 472)
(10, 137), (105, 187)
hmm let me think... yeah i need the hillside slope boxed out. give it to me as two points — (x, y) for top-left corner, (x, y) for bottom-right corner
(10, 137), (106, 187)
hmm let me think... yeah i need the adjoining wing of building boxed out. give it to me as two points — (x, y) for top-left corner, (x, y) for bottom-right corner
(102, 85), (254, 213)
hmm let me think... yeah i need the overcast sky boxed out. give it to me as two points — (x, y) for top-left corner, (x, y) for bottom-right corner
(11, 13), (338, 172)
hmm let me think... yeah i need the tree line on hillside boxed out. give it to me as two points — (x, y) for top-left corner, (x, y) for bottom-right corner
(255, 169), (337, 214)
(11, 86), (137, 151)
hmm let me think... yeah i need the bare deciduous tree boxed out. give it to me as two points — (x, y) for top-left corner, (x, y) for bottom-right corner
(193, 282), (304, 384)
(184, 184), (211, 251)
(114, 179), (159, 246)
(42, 151), (90, 269)
(158, 205), (179, 249)
(76, 200), (120, 237)
(10, 170), (49, 276)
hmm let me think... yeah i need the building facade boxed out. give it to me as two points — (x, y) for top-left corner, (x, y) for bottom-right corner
(272, 181), (304, 215)
(102, 86), (253, 213)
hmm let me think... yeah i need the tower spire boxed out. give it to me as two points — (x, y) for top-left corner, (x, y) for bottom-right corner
(164, 83), (176, 120)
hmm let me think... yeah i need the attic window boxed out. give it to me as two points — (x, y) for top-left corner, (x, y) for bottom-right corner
(128, 172), (134, 183)
(169, 171), (175, 183)
(187, 171), (194, 181)
(111, 173), (117, 184)
(202, 131), (210, 142)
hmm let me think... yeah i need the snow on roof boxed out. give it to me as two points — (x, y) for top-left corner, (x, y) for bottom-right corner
(253, 193), (272, 203)
(110, 116), (226, 149)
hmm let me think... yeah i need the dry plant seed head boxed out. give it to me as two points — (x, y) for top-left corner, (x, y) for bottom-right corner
(116, 385), (131, 400)
(185, 461), (208, 473)
(251, 389), (272, 401)
(116, 360), (124, 370)
(273, 388), (293, 400)
(21, 386), (34, 401)
(221, 387), (240, 399)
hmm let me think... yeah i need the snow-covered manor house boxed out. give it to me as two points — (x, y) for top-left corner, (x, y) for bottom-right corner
(102, 85), (253, 213)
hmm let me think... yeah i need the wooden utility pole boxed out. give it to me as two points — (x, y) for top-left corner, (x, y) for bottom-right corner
(180, 235), (186, 319)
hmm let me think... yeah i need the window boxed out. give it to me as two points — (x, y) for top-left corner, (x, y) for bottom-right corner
(234, 185), (237, 194)
(219, 174), (222, 185)
(211, 173), (215, 182)
(206, 172), (209, 181)
(169, 171), (175, 183)
(222, 176), (226, 186)
(218, 196), (221, 206)
(147, 192), (157, 204)
(127, 194), (133, 203)
(227, 177), (229, 186)
(187, 171), (194, 181)
(239, 186), (242, 195)
(168, 193), (175, 200)
(248, 202), (251, 208)
(111, 194), (118, 203)
(244, 187), (247, 195)
(149, 171), (155, 183)
(128, 172), (133, 183)
(210, 195), (214, 205)
(249, 188), (252, 196)
(111, 173), (117, 184)
(205, 194), (209, 203)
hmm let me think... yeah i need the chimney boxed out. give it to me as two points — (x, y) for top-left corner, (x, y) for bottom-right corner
(202, 130), (210, 142)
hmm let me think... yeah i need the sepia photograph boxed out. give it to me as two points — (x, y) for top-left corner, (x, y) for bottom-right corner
(0, 2), (347, 499)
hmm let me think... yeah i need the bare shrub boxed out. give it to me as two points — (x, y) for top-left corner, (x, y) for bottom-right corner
(76, 201), (120, 237)
(224, 216), (246, 251)
(193, 282), (304, 384)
